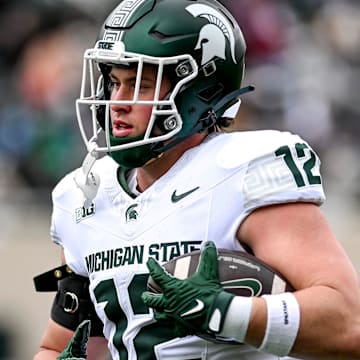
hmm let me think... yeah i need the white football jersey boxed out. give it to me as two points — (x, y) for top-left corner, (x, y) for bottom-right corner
(50, 130), (325, 360)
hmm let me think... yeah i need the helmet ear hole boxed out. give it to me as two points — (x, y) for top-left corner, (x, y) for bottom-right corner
(197, 83), (224, 103)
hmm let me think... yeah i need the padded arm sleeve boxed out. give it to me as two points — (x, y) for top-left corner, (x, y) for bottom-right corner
(51, 274), (103, 337)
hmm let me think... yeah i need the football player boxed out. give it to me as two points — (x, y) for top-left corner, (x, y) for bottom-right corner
(33, 0), (360, 359)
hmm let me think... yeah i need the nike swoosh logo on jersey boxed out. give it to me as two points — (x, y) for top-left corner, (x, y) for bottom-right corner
(180, 299), (204, 317)
(171, 186), (200, 203)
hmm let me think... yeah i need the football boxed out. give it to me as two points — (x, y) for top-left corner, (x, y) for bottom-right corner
(147, 248), (293, 297)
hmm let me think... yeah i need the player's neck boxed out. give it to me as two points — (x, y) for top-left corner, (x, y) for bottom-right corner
(136, 133), (207, 192)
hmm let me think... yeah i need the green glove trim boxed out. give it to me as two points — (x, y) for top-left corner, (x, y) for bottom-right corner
(208, 291), (235, 333)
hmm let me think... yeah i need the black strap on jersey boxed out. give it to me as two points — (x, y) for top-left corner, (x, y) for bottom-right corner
(34, 264), (73, 292)
(34, 265), (103, 337)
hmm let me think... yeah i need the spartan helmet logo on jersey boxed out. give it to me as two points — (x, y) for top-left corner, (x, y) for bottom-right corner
(186, 3), (237, 65)
(125, 204), (138, 222)
(75, 0), (248, 171)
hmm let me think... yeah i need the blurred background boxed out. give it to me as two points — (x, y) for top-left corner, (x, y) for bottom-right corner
(0, 0), (359, 358)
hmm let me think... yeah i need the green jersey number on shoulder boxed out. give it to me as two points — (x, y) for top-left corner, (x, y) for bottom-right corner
(93, 274), (175, 360)
(275, 143), (321, 187)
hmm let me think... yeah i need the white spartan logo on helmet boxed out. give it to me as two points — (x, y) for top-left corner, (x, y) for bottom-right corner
(186, 3), (237, 66)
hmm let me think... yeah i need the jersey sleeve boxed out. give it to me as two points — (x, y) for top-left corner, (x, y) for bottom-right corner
(241, 132), (325, 214)
(49, 169), (89, 276)
(49, 169), (78, 247)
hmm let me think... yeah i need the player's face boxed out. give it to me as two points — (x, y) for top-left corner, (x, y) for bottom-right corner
(109, 65), (171, 138)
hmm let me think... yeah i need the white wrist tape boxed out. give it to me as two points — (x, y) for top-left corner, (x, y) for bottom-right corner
(258, 292), (300, 356)
(218, 296), (253, 343)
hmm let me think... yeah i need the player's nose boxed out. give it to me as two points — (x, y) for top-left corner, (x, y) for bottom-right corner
(111, 86), (132, 112)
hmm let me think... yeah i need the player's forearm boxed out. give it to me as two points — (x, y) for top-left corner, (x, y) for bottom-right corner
(291, 287), (360, 359)
(33, 348), (60, 360)
(246, 286), (360, 359)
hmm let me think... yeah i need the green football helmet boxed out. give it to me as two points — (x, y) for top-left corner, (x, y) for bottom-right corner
(76, 0), (249, 169)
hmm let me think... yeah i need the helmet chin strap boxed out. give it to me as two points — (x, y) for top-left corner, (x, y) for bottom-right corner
(74, 143), (100, 208)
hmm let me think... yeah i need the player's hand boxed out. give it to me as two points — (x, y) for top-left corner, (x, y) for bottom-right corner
(142, 241), (234, 338)
(56, 320), (90, 360)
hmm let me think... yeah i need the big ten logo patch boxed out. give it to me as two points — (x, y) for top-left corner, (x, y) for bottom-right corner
(75, 203), (96, 223)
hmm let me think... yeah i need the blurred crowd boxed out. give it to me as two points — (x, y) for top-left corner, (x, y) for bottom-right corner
(1, 0), (360, 206)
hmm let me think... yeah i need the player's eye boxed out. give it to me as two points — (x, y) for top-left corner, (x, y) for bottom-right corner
(138, 82), (152, 93)
(109, 80), (120, 92)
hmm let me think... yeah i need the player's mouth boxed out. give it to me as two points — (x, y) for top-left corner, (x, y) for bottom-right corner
(112, 120), (133, 138)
